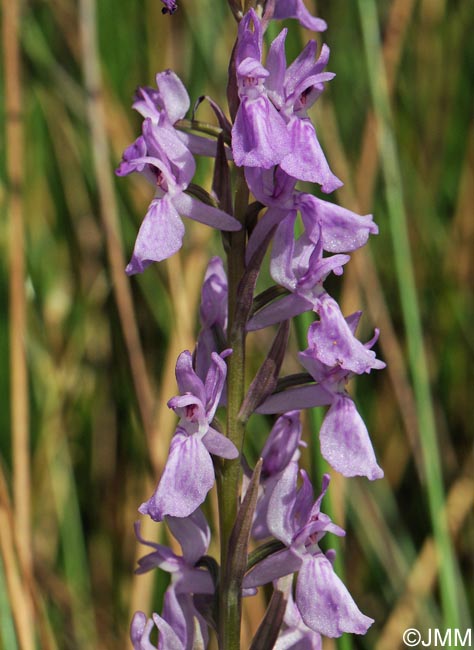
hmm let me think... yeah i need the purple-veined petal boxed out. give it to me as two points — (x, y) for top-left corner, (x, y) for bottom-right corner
(156, 69), (190, 124)
(256, 384), (333, 414)
(153, 611), (184, 650)
(265, 29), (288, 107)
(280, 118), (342, 191)
(200, 257), (228, 329)
(133, 86), (163, 122)
(177, 130), (229, 159)
(273, 0), (327, 32)
(167, 397), (207, 436)
(296, 554), (374, 637)
(139, 432), (215, 520)
(274, 592), (323, 650)
(166, 508), (210, 564)
(284, 41), (319, 98)
(247, 293), (313, 331)
(252, 473), (280, 540)
(232, 95), (291, 169)
(174, 350), (207, 405)
(266, 461), (300, 544)
(174, 566), (215, 595)
(202, 427), (239, 459)
(142, 119), (195, 190)
(204, 351), (229, 420)
(298, 194), (378, 253)
(245, 167), (297, 208)
(261, 411), (302, 479)
(116, 136), (149, 177)
(244, 547), (303, 589)
(236, 8), (263, 65)
(134, 521), (181, 574)
(130, 611), (155, 650)
(308, 294), (386, 375)
(126, 195), (185, 274)
(172, 192), (240, 231)
(320, 394), (384, 480)
(290, 469), (315, 536)
(270, 213), (298, 291)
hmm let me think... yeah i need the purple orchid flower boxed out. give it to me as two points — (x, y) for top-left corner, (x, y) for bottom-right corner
(257, 305), (385, 480)
(139, 350), (238, 521)
(133, 70), (225, 158)
(273, 0), (327, 33)
(131, 611), (184, 650)
(248, 215), (350, 330)
(274, 589), (322, 649)
(195, 256), (228, 381)
(132, 509), (213, 649)
(116, 118), (240, 273)
(244, 467), (374, 637)
(264, 34), (341, 188)
(232, 10), (291, 169)
(250, 411), (304, 540)
(245, 165), (378, 266)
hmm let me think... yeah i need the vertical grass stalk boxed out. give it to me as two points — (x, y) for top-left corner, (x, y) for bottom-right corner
(357, 0), (463, 628)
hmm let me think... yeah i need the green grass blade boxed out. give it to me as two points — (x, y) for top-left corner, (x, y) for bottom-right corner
(357, 0), (465, 628)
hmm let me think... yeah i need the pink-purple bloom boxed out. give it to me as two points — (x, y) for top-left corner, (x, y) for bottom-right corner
(139, 350), (238, 521)
(244, 468), (374, 637)
(232, 11), (292, 168)
(122, 3), (385, 644)
(273, 0), (327, 32)
(195, 256), (228, 380)
(251, 411), (304, 540)
(131, 509), (213, 650)
(274, 590), (322, 649)
(258, 306), (385, 480)
(231, 10), (340, 190)
(117, 74), (240, 273)
(245, 165), (378, 266)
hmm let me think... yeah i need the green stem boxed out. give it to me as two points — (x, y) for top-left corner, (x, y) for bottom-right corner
(218, 168), (249, 650)
(357, 0), (463, 628)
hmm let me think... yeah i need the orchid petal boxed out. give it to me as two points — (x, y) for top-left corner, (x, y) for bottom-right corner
(166, 508), (210, 564)
(172, 192), (240, 231)
(296, 554), (374, 637)
(156, 69), (190, 124)
(202, 427), (238, 459)
(139, 432), (215, 520)
(281, 118), (342, 191)
(243, 547), (302, 589)
(126, 196), (184, 274)
(320, 394), (384, 480)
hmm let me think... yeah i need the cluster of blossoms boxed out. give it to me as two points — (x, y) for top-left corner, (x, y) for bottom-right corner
(119, 1), (385, 648)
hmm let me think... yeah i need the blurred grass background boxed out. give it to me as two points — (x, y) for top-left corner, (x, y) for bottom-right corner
(1, 0), (473, 648)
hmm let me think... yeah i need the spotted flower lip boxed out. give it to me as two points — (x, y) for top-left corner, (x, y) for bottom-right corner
(116, 118), (240, 273)
(244, 467), (374, 637)
(257, 305), (385, 481)
(132, 508), (215, 648)
(138, 350), (238, 521)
